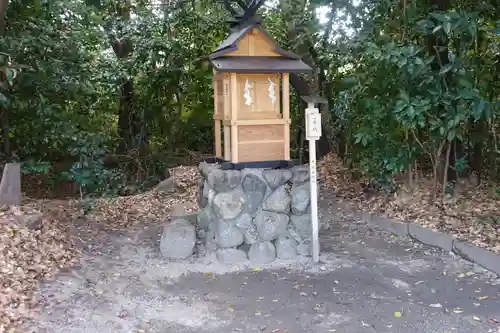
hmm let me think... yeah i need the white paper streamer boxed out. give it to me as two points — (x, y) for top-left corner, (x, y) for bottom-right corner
(268, 77), (276, 105)
(243, 79), (253, 106)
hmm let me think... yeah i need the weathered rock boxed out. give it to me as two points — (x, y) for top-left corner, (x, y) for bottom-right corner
(159, 219), (196, 259)
(215, 220), (244, 248)
(213, 189), (245, 220)
(156, 177), (176, 193)
(297, 238), (312, 256)
(207, 169), (242, 193)
(291, 165), (310, 184)
(287, 224), (302, 242)
(262, 169), (292, 189)
(290, 214), (312, 238)
(204, 228), (217, 253)
(248, 241), (276, 264)
(254, 211), (289, 241)
(241, 223), (259, 244)
(262, 185), (291, 214)
(202, 180), (213, 206)
(196, 229), (206, 240)
(197, 207), (214, 230)
(199, 161), (221, 179)
(291, 182), (310, 215)
(242, 174), (268, 215)
(197, 178), (206, 207)
(275, 236), (298, 260)
(216, 248), (248, 263)
(233, 213), (252, 230)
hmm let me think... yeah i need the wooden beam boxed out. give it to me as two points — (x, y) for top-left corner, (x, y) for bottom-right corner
(230, 73), (239, 162)
(282, 73), (291, 160)
(223, 119), (289, 126)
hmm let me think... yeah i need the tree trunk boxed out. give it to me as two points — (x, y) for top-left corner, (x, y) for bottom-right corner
(427, 0), (460, 183)
(111, 0), (147, 154)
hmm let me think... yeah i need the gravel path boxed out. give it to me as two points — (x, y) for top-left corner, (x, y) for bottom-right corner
(26, 195), (500, 333)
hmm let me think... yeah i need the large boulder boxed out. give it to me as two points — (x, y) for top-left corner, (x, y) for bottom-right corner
(215, 220), (244, 248)
(242, 173), (268, 215)
(262, 169), (292, 189)
(291, 182), (310, 215)
(212, 189), (246, 220)
(262, 185), (291, 214)
(275, 236), (298, 260)
(216, 248), (248, 263)
(254, 211), (289, 241)
(159, 218), (196, 259)
(248, 241), (276, 264)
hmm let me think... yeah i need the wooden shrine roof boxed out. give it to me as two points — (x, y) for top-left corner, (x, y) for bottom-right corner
(208, 21), (312, 73)
(211, 56), (312, 73)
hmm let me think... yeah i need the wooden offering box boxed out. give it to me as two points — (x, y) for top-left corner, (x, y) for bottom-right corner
(208, 20), (312, 163)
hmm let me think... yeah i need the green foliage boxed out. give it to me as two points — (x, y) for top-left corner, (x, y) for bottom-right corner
(2, 0), (500, 197)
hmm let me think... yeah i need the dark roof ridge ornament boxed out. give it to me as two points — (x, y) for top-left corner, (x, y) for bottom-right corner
(223, 0), (266, 31)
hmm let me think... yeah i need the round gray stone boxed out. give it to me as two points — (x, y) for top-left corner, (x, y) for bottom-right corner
(290, 214), (312, 238)
(297, 238), (312, 256)
(196, 207), (214, 230)
(199, 161), (221, 179)
(287, 224), (302, 242)
(234, 213), (252, 230)
(242, 223), (259, 244)
(254, 211), (289, 241)
(275, 236), (298, 259)
(292, 165), (310, 184)
(215, 220), (244, 248)
(216, 248), (248, 263)
(204, 228), (217, 253)
(207, 169), (241, 193)
(242, 174), (268, 215)
(262, 185), (291, 214)
(262, 169), (292, 189)
(248, 241), (276, 264)
(291, 182), (310, 215)
(213, 189), (245, 220)
(159, 219), (196, 259)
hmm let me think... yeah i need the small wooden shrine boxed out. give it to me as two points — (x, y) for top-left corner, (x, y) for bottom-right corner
(208, 15), (312, 163)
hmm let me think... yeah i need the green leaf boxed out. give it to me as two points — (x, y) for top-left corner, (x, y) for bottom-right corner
(439, 64), (453, 75)
(473, 99), (486, 120)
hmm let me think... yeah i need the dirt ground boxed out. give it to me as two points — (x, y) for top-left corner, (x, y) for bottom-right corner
(25, 197), (500, 333)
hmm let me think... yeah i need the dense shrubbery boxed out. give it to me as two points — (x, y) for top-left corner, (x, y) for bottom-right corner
(1, 0), (500, 196)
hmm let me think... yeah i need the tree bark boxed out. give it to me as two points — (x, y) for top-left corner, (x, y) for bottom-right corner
(111, 0), (146, 153)
(427, 0), (460, 183)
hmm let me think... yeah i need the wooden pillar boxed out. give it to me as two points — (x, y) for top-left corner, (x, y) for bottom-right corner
(230, 73), (239, 162)
(223, 76), (231, 160)
(282, 73), (291, 160)
(214, 120), (222, 157)
(213, 75), (222, 157)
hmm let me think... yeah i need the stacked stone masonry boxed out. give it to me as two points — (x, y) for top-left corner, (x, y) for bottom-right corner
(196, 161), (314, 264)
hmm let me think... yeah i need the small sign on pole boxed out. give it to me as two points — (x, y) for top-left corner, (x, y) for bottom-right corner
(305, 103), (321, 263)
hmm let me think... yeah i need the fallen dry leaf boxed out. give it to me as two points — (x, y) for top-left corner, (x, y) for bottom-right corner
(318, 153), (500, 253)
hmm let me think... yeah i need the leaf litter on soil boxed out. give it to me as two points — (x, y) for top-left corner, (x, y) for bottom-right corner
(0, 165), (200, 333)
(318, 152), (500, 253)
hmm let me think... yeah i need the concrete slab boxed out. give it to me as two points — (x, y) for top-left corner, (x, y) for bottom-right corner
(453, 240), (500, 275)
(409, 224), (455, 252)
(369, 214), (409, 237)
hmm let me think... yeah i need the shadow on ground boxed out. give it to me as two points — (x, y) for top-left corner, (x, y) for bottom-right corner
(26, 197), (500, 333)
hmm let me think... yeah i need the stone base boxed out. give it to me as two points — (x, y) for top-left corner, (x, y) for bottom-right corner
(194, 161), (314, 264)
